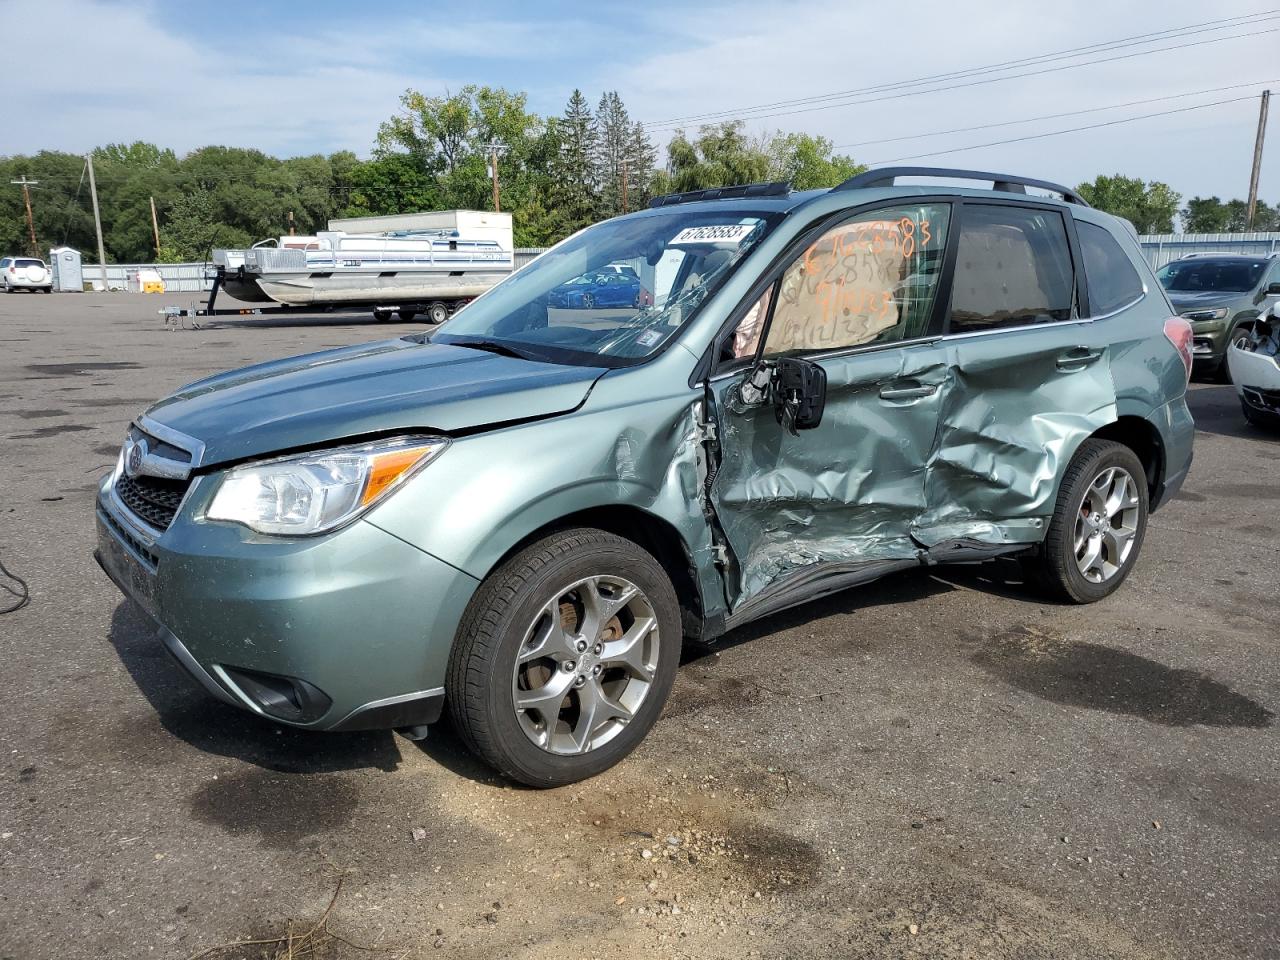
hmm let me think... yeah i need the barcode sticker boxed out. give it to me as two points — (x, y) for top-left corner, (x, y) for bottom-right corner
(670, 224), (756, 245)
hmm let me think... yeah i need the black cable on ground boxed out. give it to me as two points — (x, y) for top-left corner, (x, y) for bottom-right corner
(0, 557), (30, 614)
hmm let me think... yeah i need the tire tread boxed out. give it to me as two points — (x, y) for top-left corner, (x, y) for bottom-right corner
(447, 528), (670, 784)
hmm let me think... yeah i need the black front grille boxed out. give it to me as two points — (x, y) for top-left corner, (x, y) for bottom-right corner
(115, 474), (191, 530)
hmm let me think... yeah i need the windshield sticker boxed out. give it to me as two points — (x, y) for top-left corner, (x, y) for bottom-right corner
(636, 329), (664, 347)
(670, 224), (757, 246)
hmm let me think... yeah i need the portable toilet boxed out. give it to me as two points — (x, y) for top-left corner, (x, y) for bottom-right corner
(49, 246), (83, 292)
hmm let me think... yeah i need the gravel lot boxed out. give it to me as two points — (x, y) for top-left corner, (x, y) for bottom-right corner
(1, 292), (1277, 960)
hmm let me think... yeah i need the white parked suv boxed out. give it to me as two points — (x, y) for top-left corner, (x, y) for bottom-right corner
(1, 256), (52, 293)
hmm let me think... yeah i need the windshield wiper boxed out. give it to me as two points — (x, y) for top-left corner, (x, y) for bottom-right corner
(446, 337), (545, 362)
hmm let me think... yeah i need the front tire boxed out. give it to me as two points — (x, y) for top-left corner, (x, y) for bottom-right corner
(426, 301), (450, 324)
(1029, 439), (1149, 604)
(447, 528), (681, 787)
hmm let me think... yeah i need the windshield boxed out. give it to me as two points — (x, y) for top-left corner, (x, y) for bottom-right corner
(426, 208), (782, 366)
(1157, 258), (1266, 294)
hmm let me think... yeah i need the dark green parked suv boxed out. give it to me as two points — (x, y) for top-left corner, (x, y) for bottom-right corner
(96, 167), (1196, 786)
(1156, 253), (1280, 380)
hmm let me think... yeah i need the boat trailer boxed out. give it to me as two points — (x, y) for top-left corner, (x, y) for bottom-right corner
(159, 265), (466, 329)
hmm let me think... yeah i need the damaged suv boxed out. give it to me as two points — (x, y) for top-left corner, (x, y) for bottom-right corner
(96, 167), (1195, 786)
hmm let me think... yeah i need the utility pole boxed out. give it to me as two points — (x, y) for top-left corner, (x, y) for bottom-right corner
(1247, 89), (1270, 231)
(483, 141), (507, 212)
(86, 153), (108, 285)
(149, 196), (161, 257)
(621, 157), (629, 214)
(10, 176), (38, 255)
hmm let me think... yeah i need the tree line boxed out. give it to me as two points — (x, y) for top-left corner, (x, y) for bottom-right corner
(0, 87), (860, 263)
(0, 85), (1271, 263)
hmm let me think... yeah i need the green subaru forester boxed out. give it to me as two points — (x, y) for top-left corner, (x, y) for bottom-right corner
(96, 167), (1196, 786)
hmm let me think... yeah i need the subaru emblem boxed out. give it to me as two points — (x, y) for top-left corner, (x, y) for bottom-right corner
(125, 437), (146, 478)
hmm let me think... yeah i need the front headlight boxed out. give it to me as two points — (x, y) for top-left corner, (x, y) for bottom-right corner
(205, 436), (448, 536)
(1182, 307), (1229, 322)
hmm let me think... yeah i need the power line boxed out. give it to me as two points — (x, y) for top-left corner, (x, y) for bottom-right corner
(834, 80), (1280, 151)
(865, 95), (1258, 165)
(646, 10), (1278, 127)
(645, 21), (1280, 130)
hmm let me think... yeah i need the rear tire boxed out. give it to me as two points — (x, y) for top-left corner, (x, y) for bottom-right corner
(447, 528), (681, 787)
(372, 308), (392, 322)
(1028, 439), (1149, 604)
(426, 301), (450, 324)
(581, 292), (595, 309)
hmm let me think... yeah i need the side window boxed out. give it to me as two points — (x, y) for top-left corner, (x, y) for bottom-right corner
(948, 205), (1075, 333)
(1265, 258), (1280, 293)
(759, 203), (951, 357)
(728, 285), (775, 360)
(1076, 220), (1145, 316)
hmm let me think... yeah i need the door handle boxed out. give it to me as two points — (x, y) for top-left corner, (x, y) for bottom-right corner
(1056, 347), (1104, 371)
(879, 382), (938, 401)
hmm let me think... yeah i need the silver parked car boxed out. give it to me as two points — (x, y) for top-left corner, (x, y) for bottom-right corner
(1, 256), (53, 293)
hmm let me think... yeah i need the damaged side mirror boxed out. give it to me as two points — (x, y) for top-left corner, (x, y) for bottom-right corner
(771, 357), (827, 433)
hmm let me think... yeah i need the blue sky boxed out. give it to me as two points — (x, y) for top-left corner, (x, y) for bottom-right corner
(4, 0), (1277, 202)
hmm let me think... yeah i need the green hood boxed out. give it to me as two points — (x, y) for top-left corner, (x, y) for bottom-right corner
(144, 338), (606, 466)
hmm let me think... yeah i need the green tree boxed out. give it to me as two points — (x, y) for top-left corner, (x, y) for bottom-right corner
(593, 92), (632, 217)
(155, 190), (251, 262)
(763, 132), (864, 189)
(1182, 196), (1232, 233)
(93, 141), (180, 261)
(551, 89), (598, 228)
(0, 151), (101, 259)
(1074, 174), (1181, 234)
(375, 84), (572, 244)
(343, 153), (438, 216)
(653, 121), (772, 194)
(622, 119), (657, 211)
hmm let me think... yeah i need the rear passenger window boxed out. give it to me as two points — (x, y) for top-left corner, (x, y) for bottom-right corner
(948, 205), (1075, 333)
(1077, 221), (1144, 315)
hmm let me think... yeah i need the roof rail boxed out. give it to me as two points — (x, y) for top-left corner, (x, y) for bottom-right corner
(649, 180), (791, 208)
(834, 166), (1090, 207)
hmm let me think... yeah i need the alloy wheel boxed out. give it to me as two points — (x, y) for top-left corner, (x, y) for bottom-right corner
(511, 575), (659, 755)
(1074, 466), (1141, 583)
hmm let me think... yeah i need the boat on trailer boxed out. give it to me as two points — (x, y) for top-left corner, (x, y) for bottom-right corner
(209, 210), (513, 322)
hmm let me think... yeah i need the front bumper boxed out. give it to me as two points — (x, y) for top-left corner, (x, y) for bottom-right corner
(1185, 317), (1231, 365)
(94, 478), (479, 730)
(1228, 342), (1280, 396)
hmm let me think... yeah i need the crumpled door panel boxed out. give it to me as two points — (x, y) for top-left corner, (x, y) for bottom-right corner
(709, 343), (948, 604)
(913, 332), (1118, 548)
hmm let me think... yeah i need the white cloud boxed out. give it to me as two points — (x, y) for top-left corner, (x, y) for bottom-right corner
(3, 0), (445, 156)
(606, 0), (1277, 200)
(3, 0), (1275, 200)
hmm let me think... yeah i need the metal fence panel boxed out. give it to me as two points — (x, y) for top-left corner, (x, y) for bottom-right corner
(80, 262), (214, 292)
(1138, 233), (1280, 269)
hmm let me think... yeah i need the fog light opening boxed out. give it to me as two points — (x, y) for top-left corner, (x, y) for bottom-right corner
(220, 666), (332, 724)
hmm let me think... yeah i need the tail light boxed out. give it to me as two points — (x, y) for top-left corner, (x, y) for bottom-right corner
(1163, 316), (1193, 384)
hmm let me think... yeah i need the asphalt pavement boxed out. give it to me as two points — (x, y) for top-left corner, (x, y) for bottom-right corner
(1, 292), (1277, 959)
